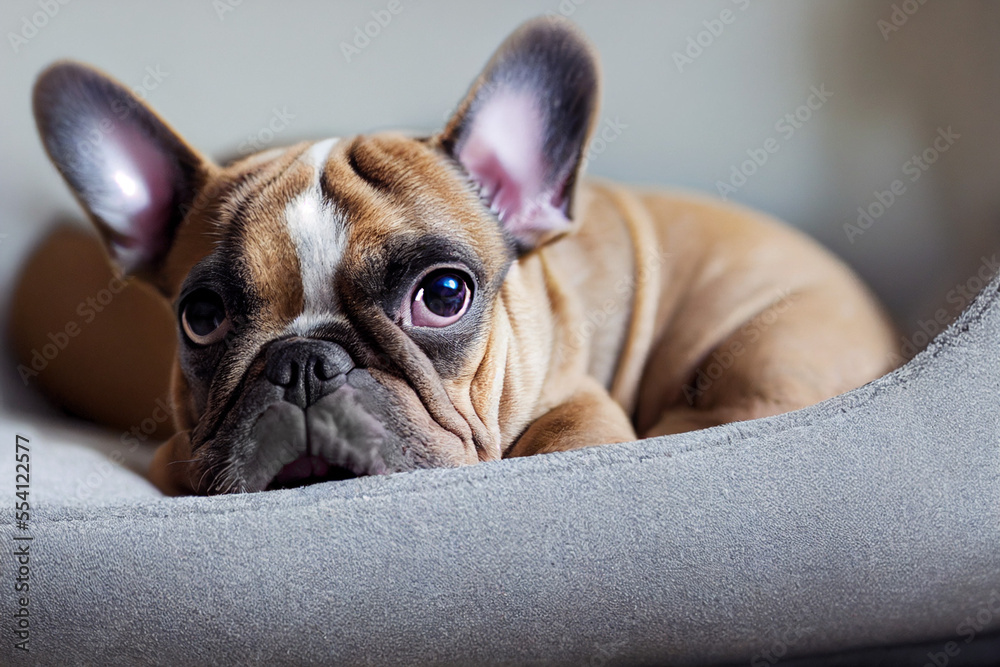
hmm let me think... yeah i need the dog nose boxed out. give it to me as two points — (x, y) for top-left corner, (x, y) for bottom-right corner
(264, 338), (354, 408)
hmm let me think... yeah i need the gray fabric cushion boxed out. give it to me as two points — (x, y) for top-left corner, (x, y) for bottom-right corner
(2, 277), (999, 666)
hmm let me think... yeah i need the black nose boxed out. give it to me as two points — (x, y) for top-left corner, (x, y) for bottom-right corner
(264, 338), (354, 408)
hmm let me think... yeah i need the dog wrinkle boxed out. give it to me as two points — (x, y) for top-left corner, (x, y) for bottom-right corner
(467, 313), (507, 461)
(238, 162), (312, 325)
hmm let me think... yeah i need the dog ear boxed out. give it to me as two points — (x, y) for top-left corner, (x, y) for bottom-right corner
(437, 17), (600, 252)
(33, 61), (211, 280)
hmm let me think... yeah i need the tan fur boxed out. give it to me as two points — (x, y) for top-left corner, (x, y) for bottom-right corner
(16, 23), (898, 493)
(228, 146), (312, 324)
(215, 135), (892, 460)
(12, 131), (898, 490)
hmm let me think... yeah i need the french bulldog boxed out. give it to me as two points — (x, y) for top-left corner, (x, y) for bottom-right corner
(28, 17), (897, 495)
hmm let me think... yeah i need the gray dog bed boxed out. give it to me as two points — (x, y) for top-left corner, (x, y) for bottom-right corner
(2, 272), (999, 666)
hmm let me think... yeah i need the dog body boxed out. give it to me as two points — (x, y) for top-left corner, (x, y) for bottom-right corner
(24, 19), (896, 494)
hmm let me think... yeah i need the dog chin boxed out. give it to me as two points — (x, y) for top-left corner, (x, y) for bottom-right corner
(241, 386), (389, 493)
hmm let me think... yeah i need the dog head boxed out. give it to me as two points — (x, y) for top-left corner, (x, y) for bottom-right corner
(32, 17), (600, 493)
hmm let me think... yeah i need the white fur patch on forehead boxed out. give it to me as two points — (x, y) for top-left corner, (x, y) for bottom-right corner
(304, 137), (339, 168)
(285, 138), (345, 316)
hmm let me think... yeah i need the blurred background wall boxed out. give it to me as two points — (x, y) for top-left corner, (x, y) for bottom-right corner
(2, 0), (999, 414)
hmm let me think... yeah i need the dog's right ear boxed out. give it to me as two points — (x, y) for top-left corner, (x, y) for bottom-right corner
(437, 17), (600, 254)
(33, 61), (212, 283)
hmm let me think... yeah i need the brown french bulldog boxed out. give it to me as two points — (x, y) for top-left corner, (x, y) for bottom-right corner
(25, 17), (897, 495)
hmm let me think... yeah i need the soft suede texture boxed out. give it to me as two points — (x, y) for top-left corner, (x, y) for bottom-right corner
(2, 276), (999, 666)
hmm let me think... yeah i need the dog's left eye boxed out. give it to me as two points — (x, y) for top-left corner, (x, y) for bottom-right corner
(180, 289), (231, 345)
(410, 270), (472, 327)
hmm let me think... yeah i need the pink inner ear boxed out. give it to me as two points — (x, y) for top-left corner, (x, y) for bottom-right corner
(457, 90), (570, 242)
(87, 118), (177, 272)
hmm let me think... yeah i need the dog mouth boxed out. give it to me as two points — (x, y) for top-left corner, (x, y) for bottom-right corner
(266, 454), (379, 490)
(246, 388), (389, 493)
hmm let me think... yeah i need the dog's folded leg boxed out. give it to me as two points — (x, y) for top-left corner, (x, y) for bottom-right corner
(640, 283), (899, 438)
(8, 224), (176, 437)
(505, 378), (637, 457)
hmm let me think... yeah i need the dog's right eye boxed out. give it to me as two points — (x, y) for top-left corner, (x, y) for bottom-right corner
(180, 289), (231, 346)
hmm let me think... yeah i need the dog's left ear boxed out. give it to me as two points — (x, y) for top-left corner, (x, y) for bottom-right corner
(33, 61), (212, 284)
(437, 17), (600, 252)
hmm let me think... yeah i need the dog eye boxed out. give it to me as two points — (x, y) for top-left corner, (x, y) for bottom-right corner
(180, 289), (231, 345)
(410, 270), (472, 327)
